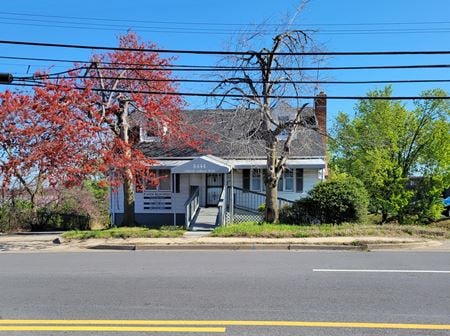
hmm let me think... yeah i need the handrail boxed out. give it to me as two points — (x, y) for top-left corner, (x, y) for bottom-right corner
(216, 186), (227, 226)
(231, 186), (294, 203)
(184, 186), (200, 230)
(229, 186), (294, 213)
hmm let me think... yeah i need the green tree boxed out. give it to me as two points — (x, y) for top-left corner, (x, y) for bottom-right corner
(330, 86), (450, 222)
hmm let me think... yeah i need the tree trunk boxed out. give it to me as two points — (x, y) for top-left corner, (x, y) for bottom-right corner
(122, 169), (135, 226)
(119, 100), (136, 226)
(29, 195), (39, 231)
(265, 143), (279, 223)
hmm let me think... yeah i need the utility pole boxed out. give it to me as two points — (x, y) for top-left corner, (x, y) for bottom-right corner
(0, 73), (13, 83)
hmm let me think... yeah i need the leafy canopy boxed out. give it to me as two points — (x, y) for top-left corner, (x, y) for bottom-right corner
(330, 86), (450, 222)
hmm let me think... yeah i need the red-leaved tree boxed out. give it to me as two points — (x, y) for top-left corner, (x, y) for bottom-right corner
(82, 32), (202, 225)
(1, 32), (202, 228)
(0, 80), (101, 229)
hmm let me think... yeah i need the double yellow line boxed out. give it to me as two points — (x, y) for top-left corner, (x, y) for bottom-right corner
(0, 320), (225, 333)
(0, 319), (449, 332)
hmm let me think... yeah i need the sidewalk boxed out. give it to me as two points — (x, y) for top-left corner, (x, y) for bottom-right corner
(0, 232), (446, 252)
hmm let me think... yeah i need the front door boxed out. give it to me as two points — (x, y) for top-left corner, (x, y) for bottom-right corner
(206, 173), (223, 207)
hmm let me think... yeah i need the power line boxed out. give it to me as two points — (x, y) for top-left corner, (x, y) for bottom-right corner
(3, 82), (449, 100)
(1, 10), (449, 27)
(1, 39), (450, 56)
(1, 18), (450, 36)
(21, 74), (450, 85)
(14, 64), (450, 79)
(4, 55), (450, 73)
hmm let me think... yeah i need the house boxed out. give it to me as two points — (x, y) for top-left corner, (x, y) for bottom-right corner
(110, 92), (327, 229)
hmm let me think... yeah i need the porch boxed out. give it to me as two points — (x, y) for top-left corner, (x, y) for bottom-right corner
(110, 155), (325, 229)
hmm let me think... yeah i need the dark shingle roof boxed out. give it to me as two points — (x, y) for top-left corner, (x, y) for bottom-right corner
(139, 105), (324, 158)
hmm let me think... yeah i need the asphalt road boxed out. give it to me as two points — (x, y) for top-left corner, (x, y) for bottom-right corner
(0, 250), (449, 336)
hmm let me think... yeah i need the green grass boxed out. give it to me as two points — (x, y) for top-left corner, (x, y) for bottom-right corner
(211, 219), (450, 239)
(62, 226), (184, 240)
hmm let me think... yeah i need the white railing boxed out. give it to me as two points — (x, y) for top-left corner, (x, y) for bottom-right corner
(184, 187), (200, 230)
(216, 187), (227, 226)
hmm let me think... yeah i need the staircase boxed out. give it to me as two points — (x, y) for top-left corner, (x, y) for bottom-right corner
(190, 207), (219, 231)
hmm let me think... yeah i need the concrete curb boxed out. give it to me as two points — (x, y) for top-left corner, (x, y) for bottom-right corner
(85, 242), (434, 251)
(88, 244), (136, 251)
(365, 240), (441, 250)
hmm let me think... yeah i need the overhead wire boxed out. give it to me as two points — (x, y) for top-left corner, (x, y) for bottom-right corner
(3, 82), (449, 100)
(18, 74), (450, 85)
(1, 18), (450, 35)
(1, 39), (450, 56)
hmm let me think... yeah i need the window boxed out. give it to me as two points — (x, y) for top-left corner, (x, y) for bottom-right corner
(247, 168), (299, 192)
(277, 173), (283, 191)
(139, 124), (168, 143)
(140, 127), (160, 142)
(146, 169), (171, 191)
(285, 169), (294, 191)
(252, 169), (261, 191)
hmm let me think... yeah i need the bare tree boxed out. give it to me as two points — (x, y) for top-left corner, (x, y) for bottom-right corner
(213, 30), (321, 223)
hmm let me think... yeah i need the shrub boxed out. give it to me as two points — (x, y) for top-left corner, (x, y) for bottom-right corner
(279, 197), (319, 225)
(280, 174), (369, 224)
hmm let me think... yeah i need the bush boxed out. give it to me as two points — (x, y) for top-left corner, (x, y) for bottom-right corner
(280, 175), (369, 224)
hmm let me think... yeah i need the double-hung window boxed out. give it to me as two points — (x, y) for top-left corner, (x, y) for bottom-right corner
(146, 169), (171, 191)
(251, 169), (261, 191)
(248, 168), (302, 192)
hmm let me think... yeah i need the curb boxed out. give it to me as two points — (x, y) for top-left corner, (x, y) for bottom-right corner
(87, 243), (367, 251)
(365, 240), (440, 250)
(85, 240), (438, 251)
(88, 244), (136, 251)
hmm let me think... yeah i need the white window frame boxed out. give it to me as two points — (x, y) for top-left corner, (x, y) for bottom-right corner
(139, 124), (168, 143)
(146, 169), (171, 191)
(249, 168), (297, 193)
(251, 169), (262, 191)
(284, 168), (294, 191)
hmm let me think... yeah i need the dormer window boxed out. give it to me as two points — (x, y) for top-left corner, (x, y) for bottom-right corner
(139, 124), (168, 143)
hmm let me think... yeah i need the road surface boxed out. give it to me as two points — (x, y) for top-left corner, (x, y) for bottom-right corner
(0, 250), (449, 335)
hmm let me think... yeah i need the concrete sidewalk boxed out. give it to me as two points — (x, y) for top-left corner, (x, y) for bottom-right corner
(0, 232), (446, 252)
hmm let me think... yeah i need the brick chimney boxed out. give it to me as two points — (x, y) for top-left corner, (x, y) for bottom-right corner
(314, 91), (327, 149)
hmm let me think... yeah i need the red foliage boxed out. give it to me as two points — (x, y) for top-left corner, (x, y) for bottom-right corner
(83, 32), (203, 186)
(0, 79), (101, 195)
(0, 32), (204, 196)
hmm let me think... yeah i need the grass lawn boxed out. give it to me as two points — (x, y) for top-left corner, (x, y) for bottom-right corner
(211, 217), (450, 239)
(63, 226), (184, 240)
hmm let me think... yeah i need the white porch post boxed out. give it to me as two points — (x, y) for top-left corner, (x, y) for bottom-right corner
(230, 169), (234, 224)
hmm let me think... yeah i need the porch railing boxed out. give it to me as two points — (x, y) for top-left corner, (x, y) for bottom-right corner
(216, 186), (227, 226)
(184, 186), (200, 230)
(227, 186), (294, 213)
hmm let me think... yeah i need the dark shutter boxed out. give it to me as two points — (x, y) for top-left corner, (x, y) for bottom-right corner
(175, 174), (180, 193)
(296, 169), (304, 193)
(242, 169), (250, 190)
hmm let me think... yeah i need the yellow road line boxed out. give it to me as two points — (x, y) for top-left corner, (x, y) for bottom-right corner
(0, 326), (225, 333)
(0, 320), (449, 330)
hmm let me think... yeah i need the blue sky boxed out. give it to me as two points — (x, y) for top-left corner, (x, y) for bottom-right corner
(0, 0), (449, 127)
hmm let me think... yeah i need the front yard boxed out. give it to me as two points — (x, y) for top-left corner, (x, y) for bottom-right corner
(211, 218), (450, 239)
(62, 226), (184, 239)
